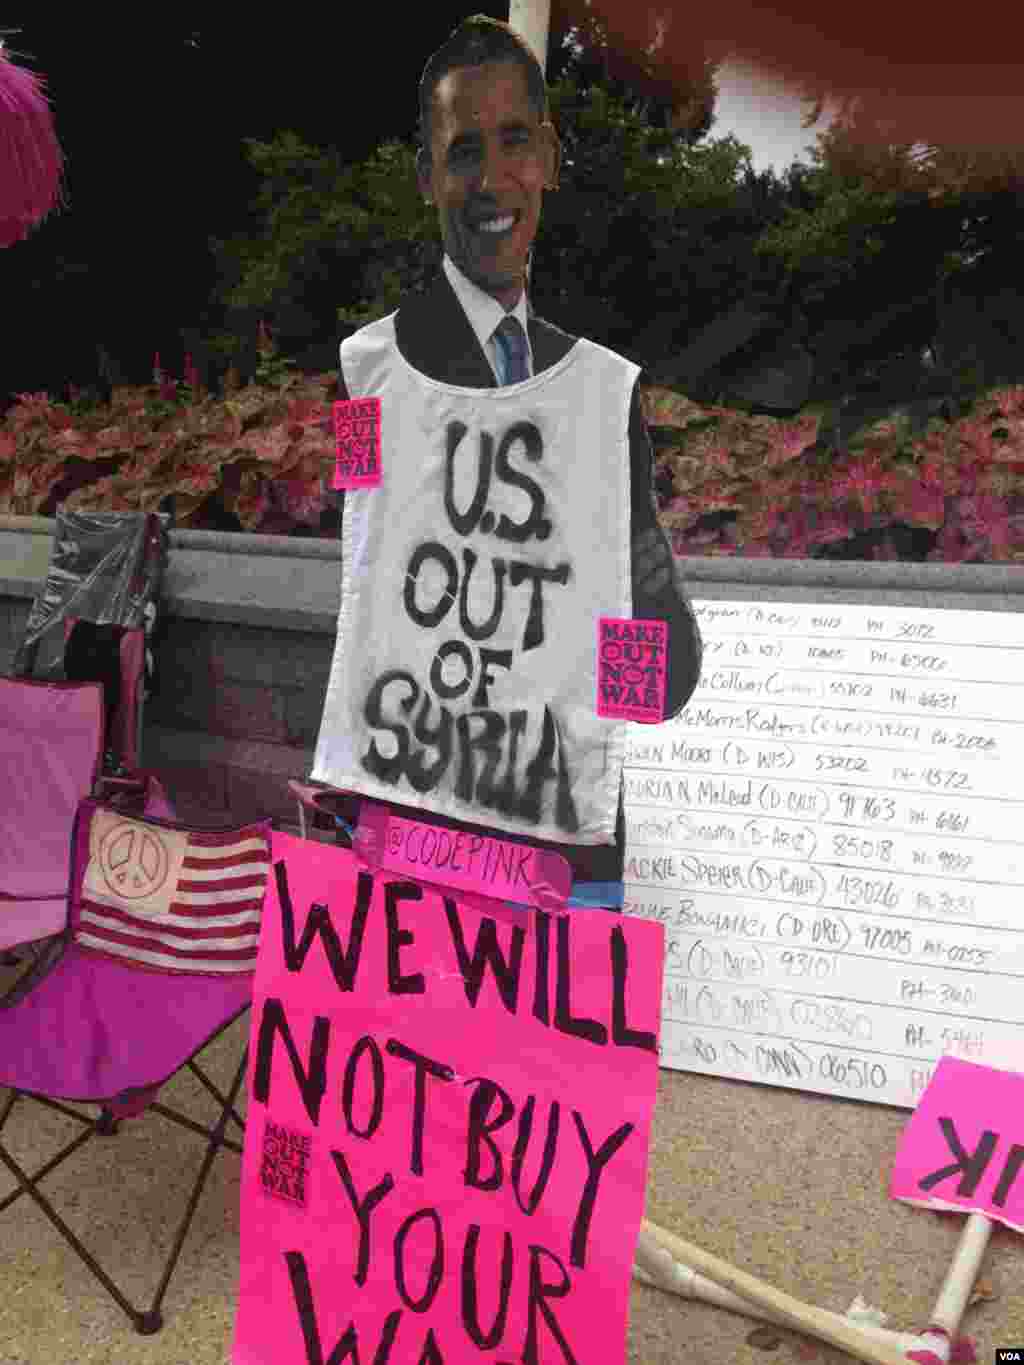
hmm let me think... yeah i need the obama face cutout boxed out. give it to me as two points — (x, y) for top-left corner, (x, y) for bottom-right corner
(417, 59), (561, 312)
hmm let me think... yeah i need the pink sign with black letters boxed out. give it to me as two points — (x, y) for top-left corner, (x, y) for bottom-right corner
(232, 831), (664, 1365)
(890, 1055), (1024, 1232)
(332, 397), (382, 489)
(596, 617), (667, 723)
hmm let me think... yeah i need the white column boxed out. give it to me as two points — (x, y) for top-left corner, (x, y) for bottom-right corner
(509, 0), (551, 72)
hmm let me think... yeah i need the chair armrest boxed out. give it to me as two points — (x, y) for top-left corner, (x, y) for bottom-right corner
(0, 932), (67, 1008)
(93, 771), (150, 813)
(287, 780), (356, 845)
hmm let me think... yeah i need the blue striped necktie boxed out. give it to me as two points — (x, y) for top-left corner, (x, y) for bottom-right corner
(493, 315), (529, 385)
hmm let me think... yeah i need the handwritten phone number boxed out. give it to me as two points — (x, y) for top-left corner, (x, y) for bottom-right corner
(662, 1031), (888, 1091)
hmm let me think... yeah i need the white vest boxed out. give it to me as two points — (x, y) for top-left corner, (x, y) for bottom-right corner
(312, 313), (640, 846)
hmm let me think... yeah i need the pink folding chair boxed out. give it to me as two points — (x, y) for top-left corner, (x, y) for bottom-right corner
(0, 796), (272, 1333)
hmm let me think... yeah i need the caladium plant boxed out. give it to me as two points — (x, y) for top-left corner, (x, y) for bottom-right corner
(643, 381), (1024, 562)
(1, 361), (338, 531)
(2, 353), (1020, 557)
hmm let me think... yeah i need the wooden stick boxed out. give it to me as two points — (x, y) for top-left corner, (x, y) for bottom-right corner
(633, 1230), (932, 1357)
(639, 1220), (910, 1365)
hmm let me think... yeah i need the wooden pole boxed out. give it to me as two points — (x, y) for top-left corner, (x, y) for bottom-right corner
(508, 0), (551, 296)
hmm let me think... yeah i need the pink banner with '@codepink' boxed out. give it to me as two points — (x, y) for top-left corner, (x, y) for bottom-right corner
(890, 1056), (1024, 1233)
(355, 804), (572, 911)
(232, 832), (665, 1365)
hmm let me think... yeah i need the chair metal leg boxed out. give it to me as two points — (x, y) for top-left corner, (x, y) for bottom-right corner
(0, 1093), (98, 1210)
(0, 1045), (250, 1333)
(0, 1087), (19, 1139)
(147, 1102), (244, 1156)
(141, 1047), (250, 1333)
(0, 1137), (146, 1328)
(187, 1057), (246, 1134)
(0, 1121), (97, 1215)
(96, 1108), (119, 1136)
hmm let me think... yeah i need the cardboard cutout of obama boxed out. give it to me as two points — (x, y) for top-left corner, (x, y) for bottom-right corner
(312, 15), (702, 902)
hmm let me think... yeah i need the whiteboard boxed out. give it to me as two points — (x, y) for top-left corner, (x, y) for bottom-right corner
(622, 600), (1024, 1108)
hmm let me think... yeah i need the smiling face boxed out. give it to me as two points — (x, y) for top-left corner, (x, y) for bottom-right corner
(417, 59), (560, 311)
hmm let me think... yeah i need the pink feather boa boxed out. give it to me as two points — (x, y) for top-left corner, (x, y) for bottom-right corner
(0, 39), (65, 247)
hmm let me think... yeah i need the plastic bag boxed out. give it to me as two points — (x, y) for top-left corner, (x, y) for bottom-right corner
(13, 510), (171, 679)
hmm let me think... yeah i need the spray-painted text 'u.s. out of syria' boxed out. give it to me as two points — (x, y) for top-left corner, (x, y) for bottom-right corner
(360, 418), (583, 834)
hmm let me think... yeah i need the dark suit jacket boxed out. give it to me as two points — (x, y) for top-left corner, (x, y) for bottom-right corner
(328, 271), (703, 882)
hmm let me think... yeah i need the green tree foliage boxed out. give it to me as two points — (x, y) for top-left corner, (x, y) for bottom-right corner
(200, 10), (766, 367)
(205, 131), (437, 356)
(755, 97), (1024, 401)
(203, 69), (806, 383)
(532, 78), (798, 369)
(201, 49), (1021, 409)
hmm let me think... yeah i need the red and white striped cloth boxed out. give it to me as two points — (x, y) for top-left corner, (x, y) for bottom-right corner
(76, 812), (271, 974)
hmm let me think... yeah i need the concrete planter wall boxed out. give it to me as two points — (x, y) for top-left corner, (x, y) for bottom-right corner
(1, 513), (1021, 830)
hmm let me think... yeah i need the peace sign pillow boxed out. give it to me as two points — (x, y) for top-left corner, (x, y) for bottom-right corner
(74, 803), (272, 975)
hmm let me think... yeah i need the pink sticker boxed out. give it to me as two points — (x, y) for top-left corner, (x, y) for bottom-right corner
(234, 833), (665, 1365)
(597, 617), (668, 723)
(332, 397), (381, 489)
(890, 1056), (1024, 1232)
(355, 804), (572, 911)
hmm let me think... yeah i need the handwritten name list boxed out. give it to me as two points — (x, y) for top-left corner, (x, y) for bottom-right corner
(622, 600), (1024, 1109)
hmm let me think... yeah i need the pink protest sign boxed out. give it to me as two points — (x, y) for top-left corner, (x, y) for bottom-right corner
(355, 803), (572, 912)
(890, 1056), (1024, 1233)
(332, 397), (381, 489)
(233, 832), (664, 1365)
(596, 617), (667, 723)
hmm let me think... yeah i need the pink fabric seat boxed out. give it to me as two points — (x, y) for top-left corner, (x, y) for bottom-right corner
(0, 939), (256, 1101)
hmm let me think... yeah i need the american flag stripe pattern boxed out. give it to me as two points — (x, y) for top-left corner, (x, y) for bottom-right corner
(76, 824), (271, 974)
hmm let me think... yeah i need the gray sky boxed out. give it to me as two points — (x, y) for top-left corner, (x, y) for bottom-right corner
(710, 59), (840, 175)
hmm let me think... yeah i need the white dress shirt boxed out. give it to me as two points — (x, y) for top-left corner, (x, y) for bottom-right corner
(442, 253), (534, 384)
